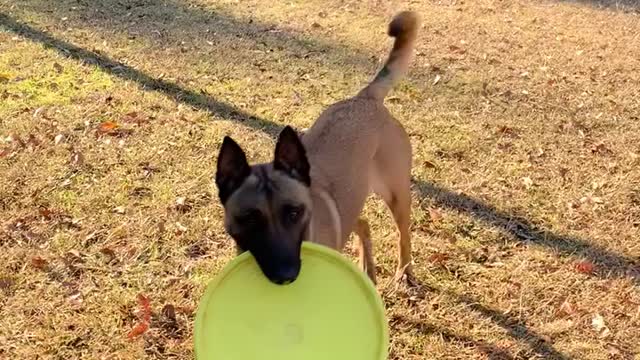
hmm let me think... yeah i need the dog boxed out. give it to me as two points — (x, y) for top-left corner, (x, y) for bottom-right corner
(215, 11), (419, 285)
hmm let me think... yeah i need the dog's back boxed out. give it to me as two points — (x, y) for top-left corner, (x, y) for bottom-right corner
(302, 11), (419, 276)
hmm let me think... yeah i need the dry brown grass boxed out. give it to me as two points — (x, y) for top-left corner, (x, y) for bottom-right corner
(1, 0), (639, 359)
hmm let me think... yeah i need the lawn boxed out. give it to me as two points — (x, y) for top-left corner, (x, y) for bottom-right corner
(1, 0), (639, 359)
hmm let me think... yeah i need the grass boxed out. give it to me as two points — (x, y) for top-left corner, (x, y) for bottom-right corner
(1, 0), (639, 359)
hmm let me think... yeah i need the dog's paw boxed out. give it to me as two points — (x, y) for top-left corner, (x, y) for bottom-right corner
(394, 266), (421, 288)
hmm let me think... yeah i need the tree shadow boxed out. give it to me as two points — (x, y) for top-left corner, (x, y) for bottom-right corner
(8, 0), (375, 79)
(454, 293), (569, 360)
(557, 0), (640, 12)
(391, 291), (571, 359)
(0, 12), (284, 137)
(412, 179), (640, 285)
(390, 315), (517, 360)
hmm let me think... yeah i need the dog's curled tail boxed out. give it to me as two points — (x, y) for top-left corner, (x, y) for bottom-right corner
(360, 11), (420, 100)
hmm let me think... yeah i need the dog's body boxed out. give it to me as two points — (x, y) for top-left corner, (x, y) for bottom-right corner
(216, 11), (419, 285)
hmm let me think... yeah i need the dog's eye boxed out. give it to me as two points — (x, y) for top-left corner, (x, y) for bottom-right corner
(282, 205), (304, 225)
(237, 209), (263, 226)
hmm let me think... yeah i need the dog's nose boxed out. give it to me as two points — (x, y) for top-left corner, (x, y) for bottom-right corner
(271, 267), (299, 285)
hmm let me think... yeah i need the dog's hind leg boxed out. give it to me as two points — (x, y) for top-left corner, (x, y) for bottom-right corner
(371, 123), (416, 286)
(355, 218), (376, 284)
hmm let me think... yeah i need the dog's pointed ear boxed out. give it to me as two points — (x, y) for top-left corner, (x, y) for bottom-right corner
(274, 126), (310, 186)
(216, 136), (251, 203)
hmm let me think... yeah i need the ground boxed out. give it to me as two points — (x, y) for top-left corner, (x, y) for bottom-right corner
(1, 0), (639, 359)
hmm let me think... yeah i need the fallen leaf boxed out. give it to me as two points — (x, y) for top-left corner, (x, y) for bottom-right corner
(161, 303), (179, 335)
(99, 247), (117, 263)
(175, 197), (192, 213)
(67, 290), (83, 306)
(523, 177), (534, 189)
(26, 134), (41, 148)
(39, 207), (53, 220)
(53, 62), (64, 73)
(122, 111), (148, 125)
(162, 304), (176, 322)
(591, 142), (611, 155)
(31, 256), (48, 270)
(97, 121), (119, 135)
(449, 44), (466, 54)
(427, 252), (449, 265)
(591, 313), (611, 338)
(575, 260), (595, 274)
(0, 277), (15, 294)
(557, 300), (575, 317)
(70, 152), (84, 167)
(428, 208), (444, 223)
(423, 160), (437, 169)
(175, 222), (187, 236)
(128, 293), (152, 340)
(127, 322), (149, 340)
(497, 125), (519, 138)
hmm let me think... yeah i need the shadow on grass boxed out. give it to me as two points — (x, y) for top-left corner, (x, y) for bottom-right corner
(0, 12), (283, 137)
(391, 292), (571, 360)
(412, 179), (639, 285)
(558, 0), (640, 12)
(7, 0), (375, 80)
(390, 316), (517, 360)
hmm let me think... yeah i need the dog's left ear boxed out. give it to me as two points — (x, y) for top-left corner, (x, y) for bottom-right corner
(216, 136), (251, 204)
(274, 126), (311, 186)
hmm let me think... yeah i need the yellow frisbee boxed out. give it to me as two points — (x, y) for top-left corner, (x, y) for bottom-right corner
(194, 242), (388, 360)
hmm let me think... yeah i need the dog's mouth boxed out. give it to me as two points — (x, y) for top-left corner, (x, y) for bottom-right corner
(258, 259), (301, 285)
(250, 245), (302, 285)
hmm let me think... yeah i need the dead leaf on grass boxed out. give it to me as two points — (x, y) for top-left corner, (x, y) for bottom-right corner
(67, 290), (83, 307)
(96, 121), (132, 137)
(122, 111), (149, 125)
(53, 62), (64, 73)
(97, 121), (118, 132)
(31, 256), (48, 270)
(174, 197), (192, 213)
(70, 151), (84, 167)
(428, 208), (444, 223)
(427, 252), (449, 265)
(99, 247), (117, 263)
(160, 304), (180, 336)
(0, 277), (15, 294)
(591, 313), (611, 338)
(423, 160), (437, 169)
(26, 134), (41, 149)
(591, 141), (612, 155)
(557, 299), (576, 317)
(128, 293), (152, 340)
(497, 125), (520, 138)
(449, 44), (466, 54)
(175, 222), (187, 236)
(38, 207), (53, 220)
(575, 260), (595, 274)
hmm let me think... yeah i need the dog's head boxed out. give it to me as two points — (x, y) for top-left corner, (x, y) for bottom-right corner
(215, 126), (312, 285)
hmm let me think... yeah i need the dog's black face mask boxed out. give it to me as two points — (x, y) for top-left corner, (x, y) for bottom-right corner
(215, 126), (312, 285)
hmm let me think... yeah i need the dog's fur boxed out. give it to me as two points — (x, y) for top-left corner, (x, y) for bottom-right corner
(215, 11), (419, 285)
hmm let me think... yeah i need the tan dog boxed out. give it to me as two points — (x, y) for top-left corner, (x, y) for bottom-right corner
(215, 11), (419, 285)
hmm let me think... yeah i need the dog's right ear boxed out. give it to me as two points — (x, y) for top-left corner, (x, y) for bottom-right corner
(215, 136), (251, 204)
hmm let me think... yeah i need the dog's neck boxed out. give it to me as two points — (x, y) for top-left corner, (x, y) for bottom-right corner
(306, 186), (342, 248)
